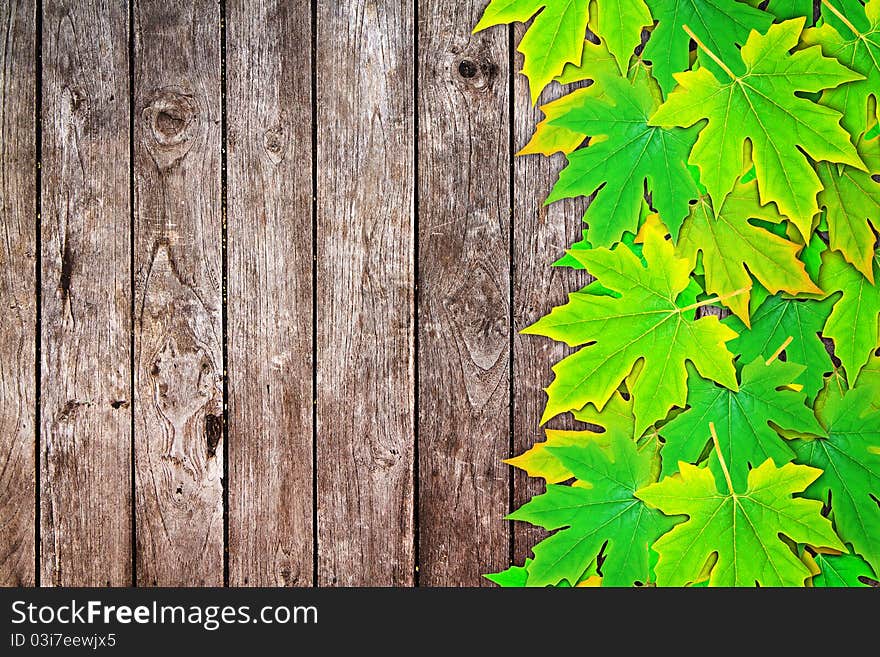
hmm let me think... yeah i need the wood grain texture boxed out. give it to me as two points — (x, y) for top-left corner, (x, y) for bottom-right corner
(511, 39), (591, 564)
(226, 0), (313, 587)
(132, 0), (223, 586)
(316, 0), (415, 586)
(0, 0), (35, 586)
(40, 0), (131, 586)
(418, 1), (510, 585)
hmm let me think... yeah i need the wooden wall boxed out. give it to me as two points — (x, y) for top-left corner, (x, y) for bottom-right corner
(0, 0), (584, 586)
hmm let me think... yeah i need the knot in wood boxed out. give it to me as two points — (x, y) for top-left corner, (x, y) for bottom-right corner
(142, 88), (199, 170)
(150, 336), (215, 429)
(454, 55), (497, 90)
(262, 124), (287, 164)
(205, 414), (222, 458)
(458, 60), (478, 78)
(64, 86), (85, 113)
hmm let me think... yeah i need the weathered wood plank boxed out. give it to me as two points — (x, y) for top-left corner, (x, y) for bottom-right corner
(316, 1), (415, 586)
(40, 0), (131, 586)
(227, 0), (314, 587)
(0, 0), (35, 586)
(511, 40), (591, 565)
(417, 2), (511, 585)
(132, 0), (223, 586)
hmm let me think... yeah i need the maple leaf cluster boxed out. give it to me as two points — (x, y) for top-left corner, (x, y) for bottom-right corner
(476, 0), (880, 587)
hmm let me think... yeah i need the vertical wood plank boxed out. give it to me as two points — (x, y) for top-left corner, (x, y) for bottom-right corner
(226, 0), (314, 586)
(418, 2), (511, 585)
(133, 0), (223, 586)
(0, 0), (35, 586)
(512, 60), (591, 563)
(316, 1), (415, 586)
(40, 0), (131, 585)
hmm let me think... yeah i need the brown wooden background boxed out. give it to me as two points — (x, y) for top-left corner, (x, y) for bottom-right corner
(0, 0), (589, 587)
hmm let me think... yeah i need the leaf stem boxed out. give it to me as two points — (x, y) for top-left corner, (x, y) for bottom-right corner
(765, 336), (793, 365)
(682, 25), (738, 81)
(820, 0), (861, 39)
(678, 286), (749, 314)
(709, 422), (735, 495)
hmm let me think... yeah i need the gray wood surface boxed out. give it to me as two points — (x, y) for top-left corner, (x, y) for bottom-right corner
(417, 1), (511, 585)
(227, 0), (314, 587)
(40, 0), (132, 586)
(0, 0), (35, 586)
(132, 0), (224, 586)
(315, 0), (416, 586)
(511, 39), (591, 564)
(0, 0), (608, 588)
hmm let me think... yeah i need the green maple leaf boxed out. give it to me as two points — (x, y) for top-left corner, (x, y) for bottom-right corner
(547, 53), (701, 245)
(676, 178), (822, 325)
(786, 217), (829, 283)
(507, 392), (635, 483)
(485, 558), (602, 587)
(856, 350), (880, 412)
(521, 85), (594, 157)
(637, 459), (845, 586)
(592, 0), (654, 76)
(743, 0), (813, 21)
(650, 18), (865, 239)
(484, 562), (531, 587)
(792, 379), (880, 575)
(525, 217), (738, 435)
(805, 0), (880, 137)
(510, 430), (674, 587)
(660, 358), (824, 489)
(817, 136), (880, 282)
(507, 429), (593, 485)
(812, 552), (876, 587)
(643, 0), (773, 96)
(725, 295), (836, 402)
(480, 0), (879, 590)
(475, 0), (652, 104)
(474, 1), (590, 104)
(521, 39), (625, 157)
(555, 201), (650, 268)
(821, 250), (880, 383)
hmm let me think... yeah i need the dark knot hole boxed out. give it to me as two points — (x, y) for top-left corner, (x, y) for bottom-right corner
(458, 60), (478, 79)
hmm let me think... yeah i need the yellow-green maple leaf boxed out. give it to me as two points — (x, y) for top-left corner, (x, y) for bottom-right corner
(817, 135), (880, 282)
(659, 358), (825, 489)
(520, 39), (618, 156)
(546, 52), (702, 245)
(650, 18), (865, 239)
(643, 0), (773, 96)
(524, 216), (738, 435)
(510, 430), (672, 587)
(792, 377), (880, 576)
(724, 294), (836, 403)
(474, 0), (651, 104)
(637, 460), (845, 586)
(675, 178), (822, 325)
(821, 249), (880, 383)
(474, 0), (591, 104)
(804, 0), (880, 137)
(507, 392), (635, 482)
